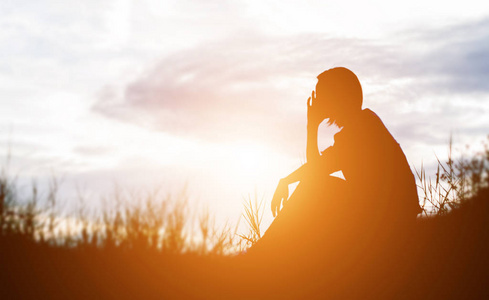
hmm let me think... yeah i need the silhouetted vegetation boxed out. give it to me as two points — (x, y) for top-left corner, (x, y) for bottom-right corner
(1, 138), (489, 299)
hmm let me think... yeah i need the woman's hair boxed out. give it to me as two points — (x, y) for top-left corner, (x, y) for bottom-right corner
(317, 67), (363, 126)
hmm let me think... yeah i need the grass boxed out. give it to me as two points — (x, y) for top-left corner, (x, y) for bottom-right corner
(0, 171), (245, 254)
(415, 136), (489, 216)
(238, 192), (265, 247)
(1, 136), (489, 299)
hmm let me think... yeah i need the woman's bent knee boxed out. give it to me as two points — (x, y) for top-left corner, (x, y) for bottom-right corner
(289, 175), (347, 206)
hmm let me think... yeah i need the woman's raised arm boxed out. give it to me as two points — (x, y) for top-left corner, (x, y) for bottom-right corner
(271, 164), (308, 217)
(306, 91), (323, 164)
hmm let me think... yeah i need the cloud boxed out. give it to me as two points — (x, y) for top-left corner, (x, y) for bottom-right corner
(72, 145), (114, 157)
(92, 17), (489, 157)
(382, 17), (489, 95)
(92, 33), (393, 154)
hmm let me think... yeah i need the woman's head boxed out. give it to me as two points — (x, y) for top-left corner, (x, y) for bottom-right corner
(315, 67), (363, 126)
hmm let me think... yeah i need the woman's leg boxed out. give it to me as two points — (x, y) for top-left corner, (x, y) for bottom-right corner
(249, 176), (348, 256)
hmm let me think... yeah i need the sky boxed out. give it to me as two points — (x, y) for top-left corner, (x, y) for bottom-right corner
(1, 0), (489, 231)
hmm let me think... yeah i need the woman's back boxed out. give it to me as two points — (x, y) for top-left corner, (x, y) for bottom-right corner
(330, 109), (422, 220)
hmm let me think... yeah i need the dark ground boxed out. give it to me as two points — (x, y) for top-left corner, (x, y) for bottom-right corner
(2, 187), (489, 299)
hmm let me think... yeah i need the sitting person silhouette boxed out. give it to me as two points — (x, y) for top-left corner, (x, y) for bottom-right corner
(250, 67), (422, 259)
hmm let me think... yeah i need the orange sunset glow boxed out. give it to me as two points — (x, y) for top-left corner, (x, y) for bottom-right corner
(1, 1), (489, 299)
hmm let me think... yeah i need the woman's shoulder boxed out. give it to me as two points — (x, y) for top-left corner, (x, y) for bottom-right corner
(360, 108), (389, 132)
(360, 108), (401, 147)
(333, 109), (390, 143)
(361, 108), (381, 122)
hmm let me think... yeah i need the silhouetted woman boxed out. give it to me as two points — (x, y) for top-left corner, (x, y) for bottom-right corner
(252, 67), (422, 258)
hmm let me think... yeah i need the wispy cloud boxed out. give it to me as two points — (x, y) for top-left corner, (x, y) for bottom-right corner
(388, 17), (489, 95)
(91, 33), (391, 155)
(92, 17), (489, 159)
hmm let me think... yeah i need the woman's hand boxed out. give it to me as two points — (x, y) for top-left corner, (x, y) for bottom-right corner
(307, 90), (324, 127)
(271, 179), (289, 217)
